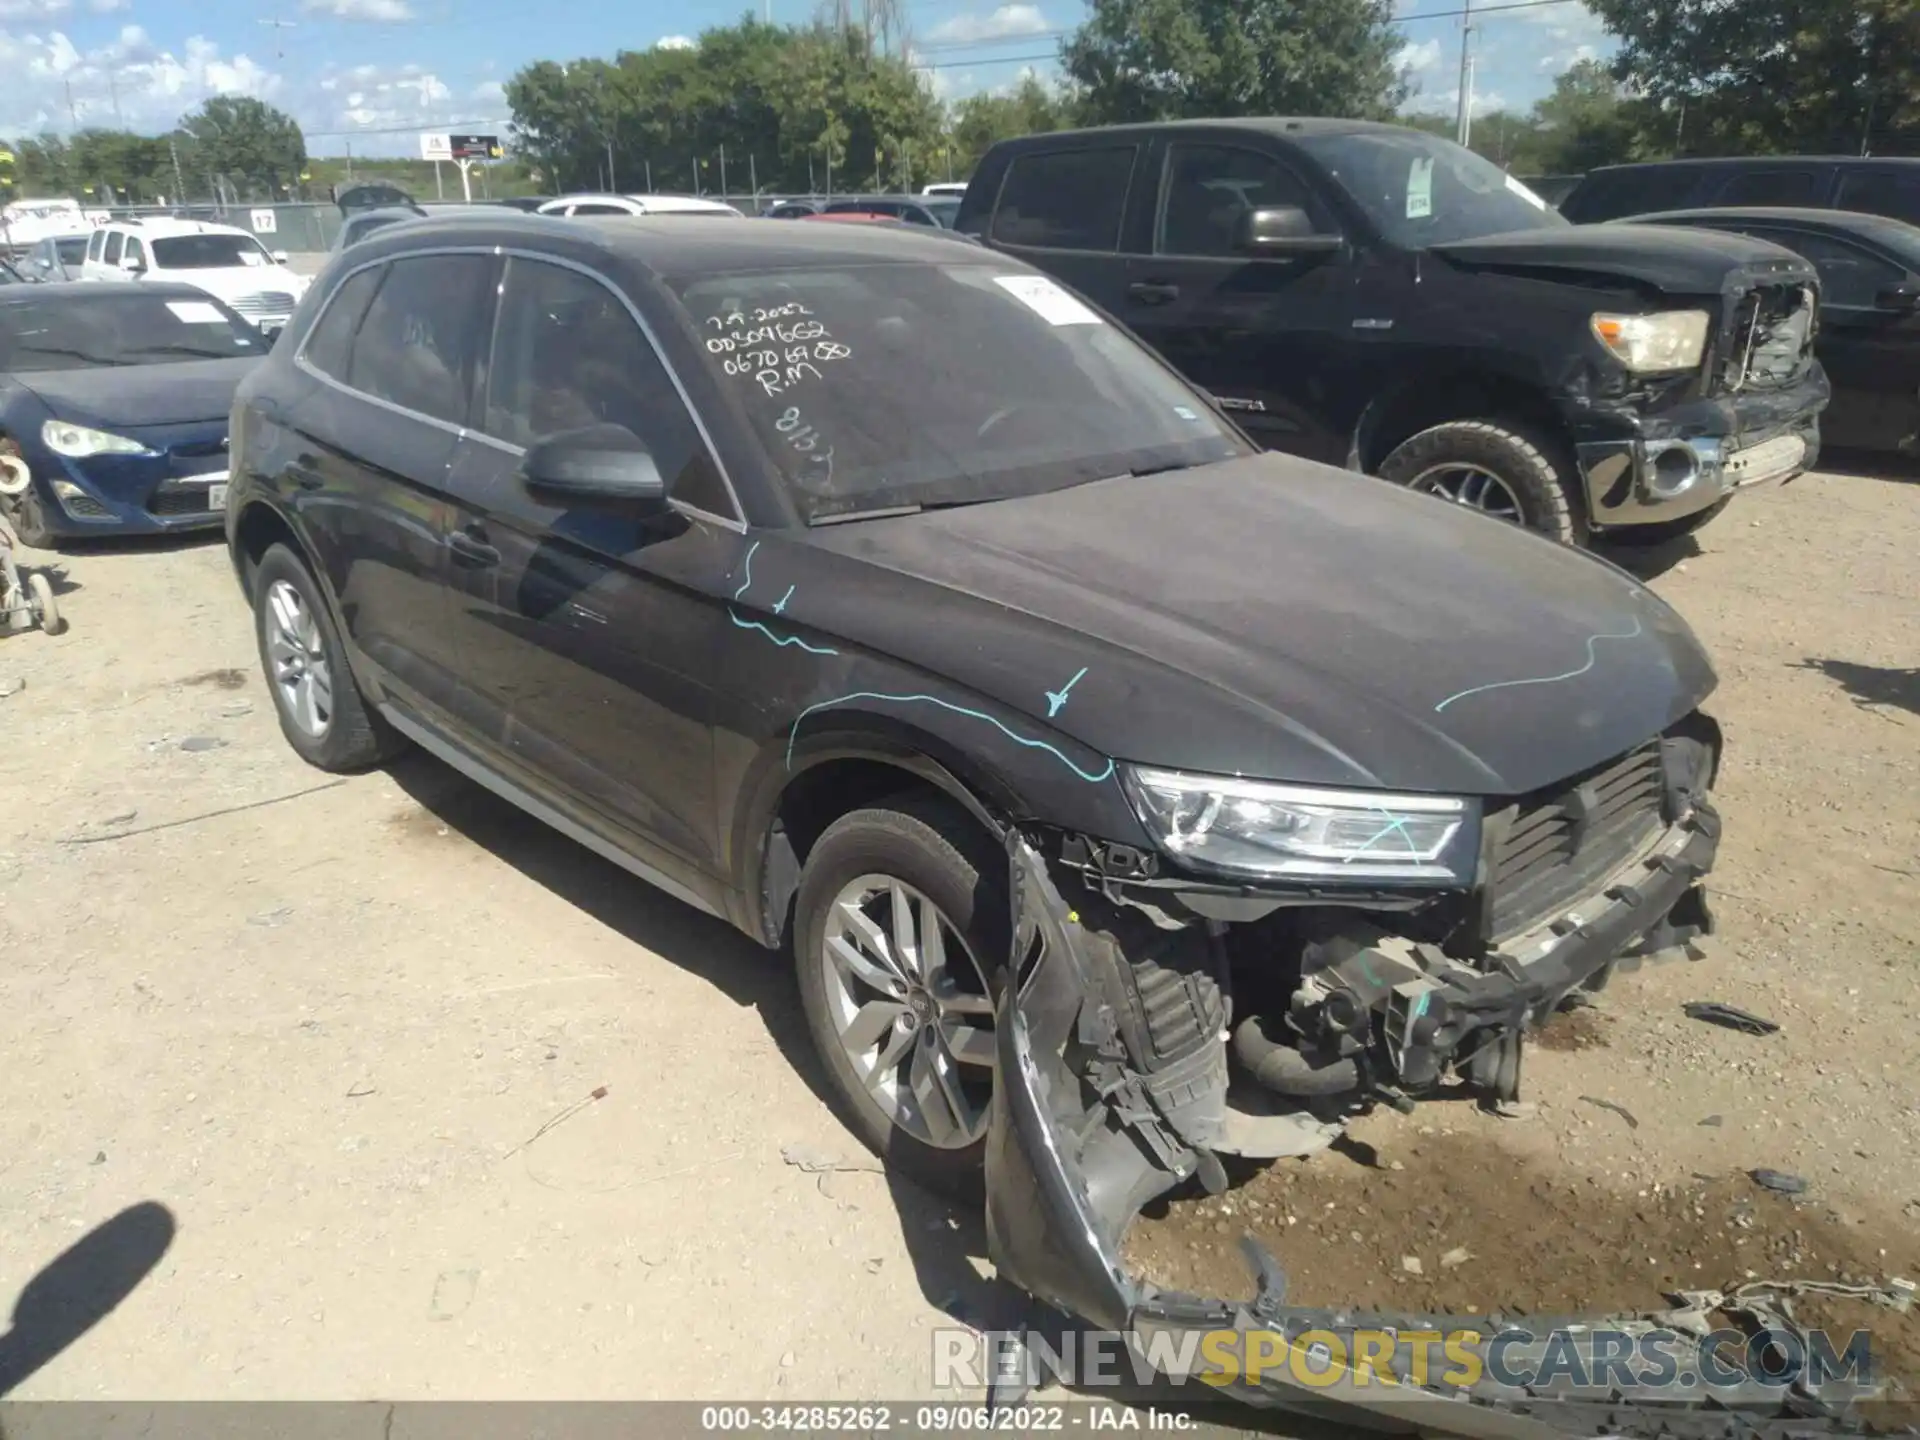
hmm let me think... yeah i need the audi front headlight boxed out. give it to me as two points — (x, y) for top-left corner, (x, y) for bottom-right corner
(1122, 766), (1479, 883)
(41, 420), (154, 459)
(1590, 310), (1711, 374)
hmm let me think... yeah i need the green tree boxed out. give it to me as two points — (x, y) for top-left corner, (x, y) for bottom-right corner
(950, 75), (1070, 171)
(1585, 0), (1920, 156)
(177, 96), (307, 199)
(1063, 0), (1405, 126)
(1527, 59), (1638, 172)
(505, 19), (946, 197)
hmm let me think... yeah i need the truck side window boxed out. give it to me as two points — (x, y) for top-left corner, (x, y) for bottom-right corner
(1835, 169), (1920, 225)
(1713, 169), (1821, 207)
(1157, 145), (1330, 258)
(991, 147), (1136, 252)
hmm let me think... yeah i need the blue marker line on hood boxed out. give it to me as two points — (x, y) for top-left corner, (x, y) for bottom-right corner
(1433, 617), (1646, 714)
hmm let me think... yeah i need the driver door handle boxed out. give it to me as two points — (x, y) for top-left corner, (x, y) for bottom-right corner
(1128, 279), (1180, 304)
(448, 528), (499, 568)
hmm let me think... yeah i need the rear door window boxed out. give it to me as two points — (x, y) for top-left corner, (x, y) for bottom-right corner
(1835, 168), (1920, 225)
(345, 254), (494, 426)
(1748, 228), (1905, 310)
(1713, 168), (1823, 206)
(301, 265), (385, 380)
(103, 230), (124, 266)
(87, 228), (106, 262)
(570, 202), (631, 216)
(991, 146), (1137, 252)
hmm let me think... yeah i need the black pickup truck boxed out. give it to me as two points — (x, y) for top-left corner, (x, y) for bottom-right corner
(957, 119), (1832, 547)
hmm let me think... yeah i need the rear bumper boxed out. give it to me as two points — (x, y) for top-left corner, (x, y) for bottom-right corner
(1570, 367), (1829, 528)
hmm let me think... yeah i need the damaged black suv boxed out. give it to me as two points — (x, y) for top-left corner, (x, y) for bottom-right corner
(958, 119), (1831, 548)
(228, 215), (1724, 1412)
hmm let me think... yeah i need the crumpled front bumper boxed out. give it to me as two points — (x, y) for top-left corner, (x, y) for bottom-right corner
(1572, 368), (1829, 528)
(982, 831), (1902, 1437)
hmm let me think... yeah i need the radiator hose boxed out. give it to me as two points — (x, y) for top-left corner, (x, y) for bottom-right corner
(1232, 1013), (1360, 1098)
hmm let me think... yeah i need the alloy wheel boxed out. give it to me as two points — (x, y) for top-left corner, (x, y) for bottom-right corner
(264, 579), (334, 738)
(1408, 462), (1525, 523)
(819, 874), (995, 1149)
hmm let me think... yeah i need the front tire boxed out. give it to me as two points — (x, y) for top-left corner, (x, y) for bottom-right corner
(251, 543), (404, 771)
(793, 797), (1006, 1198)
(1378, 420), (1588, 546)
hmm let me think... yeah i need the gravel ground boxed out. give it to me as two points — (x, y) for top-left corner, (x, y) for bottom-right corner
(0, 459), (1914, 1408)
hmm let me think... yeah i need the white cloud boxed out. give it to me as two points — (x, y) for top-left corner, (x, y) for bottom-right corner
(1395, 37), (1441, 73)
(302, 0), (416, 19)
(86, 0), (128, 11)
(656, 33), (693, 49)
(469, 78), (503, 103)
(0, 24), (280, 135)
(1539, 41), (1596, 70)
(928, 3), (1050, 44)
(310, 59), (448, 132)
(1410, 85), (1510, 119)
(0, 0), (71, 18)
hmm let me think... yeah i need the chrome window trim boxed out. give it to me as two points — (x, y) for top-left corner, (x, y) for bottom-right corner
(291, 242), (748, 531)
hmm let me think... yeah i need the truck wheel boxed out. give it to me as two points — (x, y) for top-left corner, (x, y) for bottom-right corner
(1378, 420), (1587, 546)
(794, 796), (1006, 1199)
(1605, 497), (1731, 548)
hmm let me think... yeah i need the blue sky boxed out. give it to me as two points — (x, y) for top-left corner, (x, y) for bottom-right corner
(0, 0), (1615, 157)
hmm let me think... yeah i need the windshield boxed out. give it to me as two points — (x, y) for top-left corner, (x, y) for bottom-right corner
(0, 292), (260, 371)
(923, 197), (961, 228)
(152, 233), (276, 270)
(55, 237), (89, 264)
(1295, 129), (1567, 247)
(670, 260), (1248, 521)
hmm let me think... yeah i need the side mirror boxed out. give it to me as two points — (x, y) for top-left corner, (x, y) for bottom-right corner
(1875, 282), (1920, 313)
(120, 255), (145, 274)
(521, 424), (667, 504)
(272, 249), (290, 264)
(1235, 206), (1342, 257)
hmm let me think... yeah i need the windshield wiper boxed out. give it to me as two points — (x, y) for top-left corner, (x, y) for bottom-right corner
(129, 344), (243, 359)
(809, 503), (924, 526)
(17, 345), (119, 365)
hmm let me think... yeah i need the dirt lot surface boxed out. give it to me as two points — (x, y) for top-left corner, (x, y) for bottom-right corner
(1, 462), (1915, 1407)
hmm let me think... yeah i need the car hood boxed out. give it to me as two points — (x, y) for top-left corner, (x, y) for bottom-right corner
(793, 454), (1715, 797)
(17, 357), (259, 428)
(1431, 221), (1818, 295)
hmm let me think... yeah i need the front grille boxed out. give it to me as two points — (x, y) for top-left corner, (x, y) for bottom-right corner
(229, 291), (294, 319)
(1722, 284), (1816, 391)
(149, 485), (219, 517)
(1485, 742), (1667, 940)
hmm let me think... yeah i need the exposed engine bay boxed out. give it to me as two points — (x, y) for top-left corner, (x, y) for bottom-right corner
(973, 716), (1913, 1434)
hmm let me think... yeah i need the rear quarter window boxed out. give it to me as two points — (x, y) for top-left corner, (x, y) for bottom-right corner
(1713, 168), (1825, 206)
(990, 146), (1137, 252)
(1564, 166), (1699, 222)
(1835, 168), (1920, 225)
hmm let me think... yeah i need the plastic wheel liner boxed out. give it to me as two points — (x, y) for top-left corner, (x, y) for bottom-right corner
(982, 834), (1916, 1440)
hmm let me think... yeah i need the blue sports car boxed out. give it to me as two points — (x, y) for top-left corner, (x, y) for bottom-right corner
(0, 281), (265, 545)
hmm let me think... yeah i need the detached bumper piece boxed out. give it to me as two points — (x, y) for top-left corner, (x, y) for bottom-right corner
(984, 835), (1904, 1437)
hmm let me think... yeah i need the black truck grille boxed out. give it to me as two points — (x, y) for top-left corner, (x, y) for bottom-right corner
(1722, 283), (1816, 391)
(1485, 742), (1667, 940)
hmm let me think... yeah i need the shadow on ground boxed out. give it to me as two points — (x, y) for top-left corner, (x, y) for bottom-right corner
(1817, 448), (1920, 484)
(0, 1202), (175, 1396)
(1795, 657), (1920, 720)
(1593, 532), (1702, 581)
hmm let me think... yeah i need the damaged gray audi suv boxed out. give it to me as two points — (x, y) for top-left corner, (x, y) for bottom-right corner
(226, 213), (1726, 1416)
